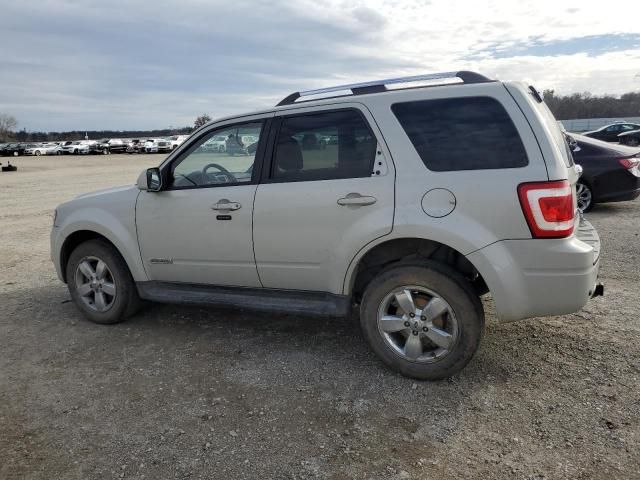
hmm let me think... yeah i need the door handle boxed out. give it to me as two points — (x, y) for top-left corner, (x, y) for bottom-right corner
(211, 199), (241, 211)
(337, 193), (377, 206)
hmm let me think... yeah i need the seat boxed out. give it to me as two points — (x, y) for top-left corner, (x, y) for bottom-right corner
(274, 136), (303, 177)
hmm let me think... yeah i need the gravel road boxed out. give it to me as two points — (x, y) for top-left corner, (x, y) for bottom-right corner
(1, 154), (638, 479)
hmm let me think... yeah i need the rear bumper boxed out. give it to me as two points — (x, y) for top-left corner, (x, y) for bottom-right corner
(467, 219), (600, 322)
(596, 187), (640, 203)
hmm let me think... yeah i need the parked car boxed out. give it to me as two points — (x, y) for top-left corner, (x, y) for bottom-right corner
(126, 139), (145, 154)
(25, 143), (59, 156)
(616, 128), (640, 147)
(169, 135), (189, 150)
(90, 139), (128, 155)
(1, 143), (26, 156)
(583, 122), (640, 143)
(51, 71), (602, 380)
(144, 139), (172, 153)
(62, 141), (92, 155)
(202, 135), (227, 152)
(567, 134), (640, 212)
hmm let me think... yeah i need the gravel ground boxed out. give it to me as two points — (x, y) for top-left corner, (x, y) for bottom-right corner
(1, 154), (639, 479)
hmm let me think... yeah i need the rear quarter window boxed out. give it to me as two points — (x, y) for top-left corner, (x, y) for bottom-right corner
(391, 96), (529, 171)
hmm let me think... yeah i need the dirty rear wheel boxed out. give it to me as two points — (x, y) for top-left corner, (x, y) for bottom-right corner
(66, 239), (141, 324)
(360, 262), (484, 380)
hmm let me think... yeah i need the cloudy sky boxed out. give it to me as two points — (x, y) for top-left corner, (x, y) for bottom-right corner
(1, 0), (639, 131)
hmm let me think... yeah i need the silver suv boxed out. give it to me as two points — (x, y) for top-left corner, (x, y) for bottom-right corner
(51, 71), (602, 380)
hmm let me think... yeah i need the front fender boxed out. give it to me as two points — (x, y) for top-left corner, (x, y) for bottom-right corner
(55, 207), (148, 282)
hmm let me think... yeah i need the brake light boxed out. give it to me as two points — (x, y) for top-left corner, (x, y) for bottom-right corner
(518, 180), (575, 238)
(619, 157), (640, 170)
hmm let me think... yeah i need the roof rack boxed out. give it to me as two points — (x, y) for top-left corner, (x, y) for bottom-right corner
(276, 71), (492, 106)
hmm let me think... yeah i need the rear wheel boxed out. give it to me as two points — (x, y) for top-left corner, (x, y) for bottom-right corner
(360, 262), (484, 380)
(577, 181), (594, 213)
(66, 239), (141, 324)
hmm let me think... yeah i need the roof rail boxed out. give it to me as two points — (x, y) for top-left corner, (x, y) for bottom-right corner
(276, 71), (492, 106)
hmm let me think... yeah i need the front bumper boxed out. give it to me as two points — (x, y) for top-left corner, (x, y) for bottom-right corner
(467, 218), (601, 322)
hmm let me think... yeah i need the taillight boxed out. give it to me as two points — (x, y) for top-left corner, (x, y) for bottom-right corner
(518, 180), (575, 238)
(619, 157), (640, 170)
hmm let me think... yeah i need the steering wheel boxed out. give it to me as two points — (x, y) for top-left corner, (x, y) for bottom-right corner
(202, 163), (237, 184)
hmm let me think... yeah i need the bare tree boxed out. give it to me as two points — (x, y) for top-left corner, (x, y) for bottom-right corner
(0, 114), (17, 142)
(193, 114), (211, 130)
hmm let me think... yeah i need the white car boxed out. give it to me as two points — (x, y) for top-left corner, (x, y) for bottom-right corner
(203, 135), (227, 152)
(62, 141), (94, 155)
(24, 143), (59, 156)
(145, 139), (172, 153)
(169, 135), (189, 150)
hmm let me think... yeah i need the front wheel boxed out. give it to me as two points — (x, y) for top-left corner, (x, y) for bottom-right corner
(35, 150), (41, 156)
(577, 181), (594, 213)
(66, 239), (141, 324)
(360, 262), (484, 380)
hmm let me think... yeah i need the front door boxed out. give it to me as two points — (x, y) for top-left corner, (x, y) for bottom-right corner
(136, 118), (269, 287)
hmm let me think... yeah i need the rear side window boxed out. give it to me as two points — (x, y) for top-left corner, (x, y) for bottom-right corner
(392, 96), (528, 171)
(271, 109), (376, 182)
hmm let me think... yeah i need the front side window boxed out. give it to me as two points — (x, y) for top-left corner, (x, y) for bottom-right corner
(271, 110), (376, 182)
(392, 96), (529, 171)
(170, 121), (263, 188)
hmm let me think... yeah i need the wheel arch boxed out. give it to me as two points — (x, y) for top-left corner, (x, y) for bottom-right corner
(344, 237), (489, 301)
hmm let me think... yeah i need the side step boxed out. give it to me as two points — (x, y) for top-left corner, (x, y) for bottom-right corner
(136, 281), (352, 317)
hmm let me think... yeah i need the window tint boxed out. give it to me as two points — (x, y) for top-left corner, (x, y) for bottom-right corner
(271, 110), (376, 182)
(392, 97), (529, 171)
(170, 121), (263, 188)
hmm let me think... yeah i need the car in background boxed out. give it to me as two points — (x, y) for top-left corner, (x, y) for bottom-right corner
(90, 139), (128, 155)
(126, 139), (146, 154)
(144, 139), (172, 153)
(62, 141), (93, 155)
(169, 135), (189, 150)
(25, 143), (59, 156)
(583, 122), (640, 143)
(617, 129), (640, 147)
(1, 143), (26, 156)
(568, 134), (640, 212)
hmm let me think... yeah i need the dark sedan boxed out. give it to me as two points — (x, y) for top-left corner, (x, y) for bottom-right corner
(1, 143), (26, 157)
(569, 134), (640, 212)
(583, 122), (640, 142)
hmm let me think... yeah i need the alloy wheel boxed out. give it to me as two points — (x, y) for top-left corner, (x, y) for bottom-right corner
(74, 256), (117, 312)
(576, 182), (592, 213)
(377, 285), (458, 363)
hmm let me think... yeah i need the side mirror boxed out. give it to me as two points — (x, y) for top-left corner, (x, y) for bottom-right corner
(137, 167), (163, 191)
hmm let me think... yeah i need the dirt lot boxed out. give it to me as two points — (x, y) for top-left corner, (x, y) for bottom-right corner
(1, 154), (639, 479)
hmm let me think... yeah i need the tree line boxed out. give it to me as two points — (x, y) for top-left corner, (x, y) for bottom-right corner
(542, 90), (640, 120)
(2, 92), (640, 143)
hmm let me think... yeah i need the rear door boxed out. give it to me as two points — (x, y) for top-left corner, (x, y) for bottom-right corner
(252, 104), (395, 294)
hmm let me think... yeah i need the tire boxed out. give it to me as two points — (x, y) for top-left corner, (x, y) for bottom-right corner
(576, 180), (594, 213)
(35, 150), (41, 156)
(103, 148), (109, 155)
(66, 239), (141, 324)
(360, 261), (484, 380)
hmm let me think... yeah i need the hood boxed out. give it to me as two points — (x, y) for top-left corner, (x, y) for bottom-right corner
(75, 184), (137, 200)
